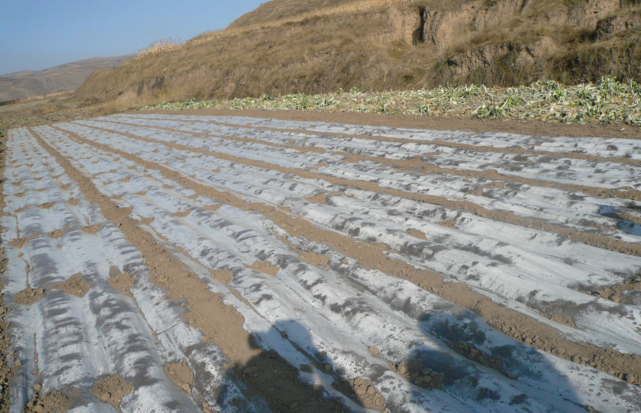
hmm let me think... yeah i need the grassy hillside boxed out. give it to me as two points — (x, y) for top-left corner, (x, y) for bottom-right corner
(228, 0), (370, 28)
(75, 0), (641, 110)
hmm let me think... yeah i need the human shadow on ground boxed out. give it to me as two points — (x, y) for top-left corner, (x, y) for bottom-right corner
(213, 313), (591, 413)
(213, 310), (616, 412)
(215, 319), (372, 413)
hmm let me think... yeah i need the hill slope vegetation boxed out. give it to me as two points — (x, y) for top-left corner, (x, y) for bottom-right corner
(75, 0), (641, 107)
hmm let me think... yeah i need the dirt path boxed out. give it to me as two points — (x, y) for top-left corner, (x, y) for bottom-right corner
(138, 108), (641, 140)
(2, 113), (641, 412)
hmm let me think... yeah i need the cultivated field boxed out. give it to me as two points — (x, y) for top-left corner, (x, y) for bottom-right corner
(2, 114), (641, 412)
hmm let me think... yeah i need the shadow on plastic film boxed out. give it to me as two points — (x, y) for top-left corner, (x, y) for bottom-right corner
(214, 312), (604, 413)
(216, 319), (372, 413)
(408, 312), (590, 413)
(597, 204), (641, 236)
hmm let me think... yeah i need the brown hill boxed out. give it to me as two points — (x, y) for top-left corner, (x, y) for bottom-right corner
(75, 0), (641, 108)
(228, 0), (368, 28)
(0, 55), (132, 103)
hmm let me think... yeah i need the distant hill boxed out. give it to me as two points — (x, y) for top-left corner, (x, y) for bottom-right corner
(76, 0), (641, 107)
(0, 55), (132, 103)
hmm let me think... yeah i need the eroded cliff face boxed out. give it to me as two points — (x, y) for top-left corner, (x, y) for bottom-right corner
(441, 37), (559, 85)
(421, 0), (640, 85)
(75, 0), (641, 106)
(422, 0), (623, 47)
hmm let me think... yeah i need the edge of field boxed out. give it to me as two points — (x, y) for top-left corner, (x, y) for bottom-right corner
(135, 107), (641, 140)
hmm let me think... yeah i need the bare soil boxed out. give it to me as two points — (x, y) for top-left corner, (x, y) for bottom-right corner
(89, 375), (133, 412)
(52, 273), (91, 298)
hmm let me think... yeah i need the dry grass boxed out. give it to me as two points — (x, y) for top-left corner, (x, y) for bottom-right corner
(554, 34), (641, 83)
(79, 5), (416, 102)
(79, 0), (641, 112)
(187, 0), (416, 46)
(229, 0), (403, 28)
(135, 38), (183, 59)
(97, 90), (148, 114)
(429, 1), (641, 87)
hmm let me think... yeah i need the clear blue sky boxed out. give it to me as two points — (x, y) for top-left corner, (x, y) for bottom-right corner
(0, 0), (265, 75)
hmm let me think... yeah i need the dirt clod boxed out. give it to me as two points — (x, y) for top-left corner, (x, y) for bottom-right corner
(90, 375), (133, 410)
(394, 361), (444, 390)
(82, 223), (104, 234)
(23, 389), (76, 413)
(8, 234), (37, 248)
(299, 251), (330, 266)
(52, 273), (90, 298)
(406, 228), (427, 240)
(164, 360), (194, 393)
(344, 377), (386, 411)
(248, 260), (280, 276)
(13, 288), (46, 305)
(306, 193), (327, 204)
(108, 267), (135, 297)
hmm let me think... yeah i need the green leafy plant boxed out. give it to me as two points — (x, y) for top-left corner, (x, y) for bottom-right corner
(139, 76), (641, 127)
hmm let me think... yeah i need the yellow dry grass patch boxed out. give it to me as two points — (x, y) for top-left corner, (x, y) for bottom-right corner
(136, 38), (183, 59)
(184, 0), (415, 46)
